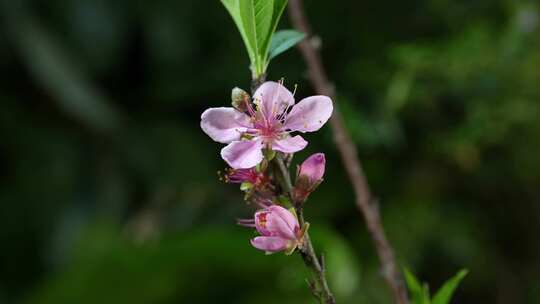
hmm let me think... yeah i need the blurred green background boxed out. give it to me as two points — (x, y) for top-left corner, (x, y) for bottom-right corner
(1, 0), (539, 303)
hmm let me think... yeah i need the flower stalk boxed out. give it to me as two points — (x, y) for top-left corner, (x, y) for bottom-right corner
(273, 154), (336, 304)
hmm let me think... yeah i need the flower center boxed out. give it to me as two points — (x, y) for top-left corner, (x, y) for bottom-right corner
(244, 98), (289, 142)
(257, 213), (268, 228)
(258, 123), (280, 138)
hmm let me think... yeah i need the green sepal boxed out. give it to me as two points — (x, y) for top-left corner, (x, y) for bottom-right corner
(231, 87), (250, 112)
(240, 182), (253, 191)
(301, 222), (310, 236)
(277, 195), (292, 207)
(295, 174), (311, 189)
(296, 222), (309, 251)
(243, 191), (253, 202)
(240, 133), (255, 140)
(310, 179), (323, 192)
(263, 148), (276, 161)
(284, 243), (297, 255)
(257, 159), (268, 172)
(288, 207), (298, 219)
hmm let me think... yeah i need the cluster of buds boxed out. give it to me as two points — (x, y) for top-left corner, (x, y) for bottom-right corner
(225, 152), (326, 254)
(201, 81), (332, 254)
(220, 165), (274, 200)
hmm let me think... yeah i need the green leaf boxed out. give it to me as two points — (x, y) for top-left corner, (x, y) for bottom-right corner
(222, 0), (275, 75)
(404, 268), (425, 304)
(241, 0), (275, 75)
(222, 0), (289, 76)
(268, 30), (306, 61)
(432, 269), (468, 304)
(261, 0), (288, 61)
(404, 268), (432, 304)
(422, 283), (431, 304)
(253, 0), (274, 52)
(221, 0), (256, 64)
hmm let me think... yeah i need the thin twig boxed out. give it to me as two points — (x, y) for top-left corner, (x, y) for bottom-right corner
(287, 1), (410, 303)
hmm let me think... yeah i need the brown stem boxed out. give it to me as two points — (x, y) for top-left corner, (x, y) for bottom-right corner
(287, 1), (410, 303)
(274, 155), (336, 304)
(251, 73), (267, 95)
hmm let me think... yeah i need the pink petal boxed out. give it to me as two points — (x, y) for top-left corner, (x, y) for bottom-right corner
(201, 107), (252, 143)
(266, 212), (296, 240)
(298, 153), (326, 182)
(250, 236), (289, 252)
(284, 96), (333, 133)
(267, 205), (299, 238)
(254, 210), (272, 236)
(253, 81), (294, 118)
(221, 139), (264, 169)
(272, 135), (307, 153)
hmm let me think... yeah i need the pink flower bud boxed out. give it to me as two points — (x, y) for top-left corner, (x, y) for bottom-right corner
(298, 153), (326, 183)
(223, 168), (263, 184)
(293, 153), (326, 203)
(241, 205), (303, 253)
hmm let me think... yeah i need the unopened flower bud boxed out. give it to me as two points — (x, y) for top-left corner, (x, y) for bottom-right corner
(298, 153), (325, 182)
(231, 87), (250, 112)
(238, 205), (305, 254)
(221, 167), (274, 203)
(223, 167), (261, 185)
(294, 153), (326, 202)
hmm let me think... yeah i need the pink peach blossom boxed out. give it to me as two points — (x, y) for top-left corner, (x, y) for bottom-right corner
(201, 81), (333, 169)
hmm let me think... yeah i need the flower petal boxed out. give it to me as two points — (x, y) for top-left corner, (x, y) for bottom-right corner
(272, 135), (307, 153)
(298, 153), (326, 182)
(201, 107), (251, 143)
(250, 236), (289, 252)
(284, 96), (333, 132)
(266, 213), (296, 240)
(221, 139), (264, 169)
(267, 205), (299, 239)
(254, 210), (272, 236)
(253, 81), (294, 118)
